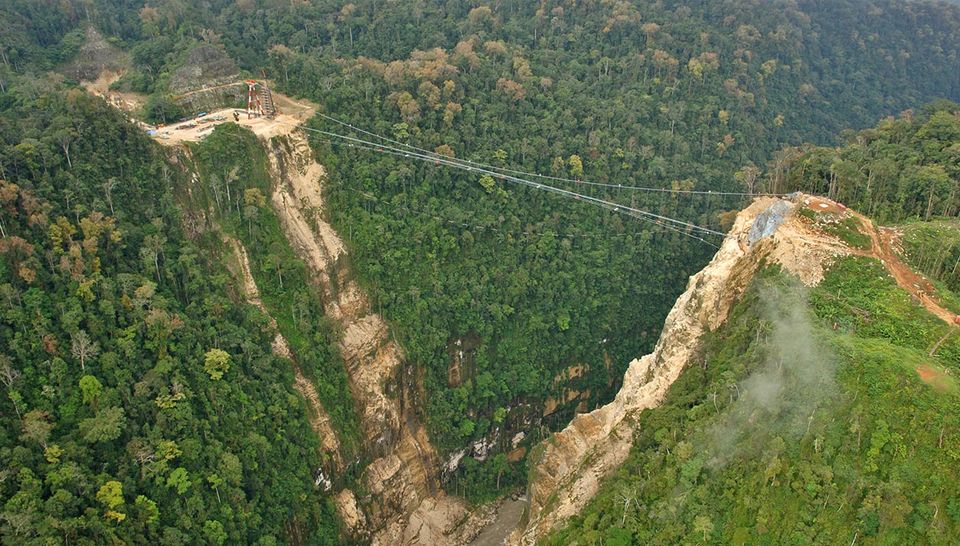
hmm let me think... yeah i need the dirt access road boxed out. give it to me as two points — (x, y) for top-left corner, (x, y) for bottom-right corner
(856, 213), (956, 325)
(803, 196), (957, 325)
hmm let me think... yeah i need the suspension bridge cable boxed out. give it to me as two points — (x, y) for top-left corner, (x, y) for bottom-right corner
(292, 123), (725, 242)
(334, 182), (665, 243)
(297, 125), (726, 243)
(324, 138), (722, 248)
(270, 119), (724, 246)
(313, 111), (781, 197)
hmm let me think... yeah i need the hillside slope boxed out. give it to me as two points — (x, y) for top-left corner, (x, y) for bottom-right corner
(0, 88), (344, 544)
(537, 197), (960, 543)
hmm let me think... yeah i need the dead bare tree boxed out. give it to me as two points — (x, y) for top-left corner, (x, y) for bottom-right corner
(70, 330), (99, 371)
(0, 356), (22, 418)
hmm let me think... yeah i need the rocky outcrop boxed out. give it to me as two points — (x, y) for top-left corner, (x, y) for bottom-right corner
(515, 195), (850, 543)
(264, 131), (447, 541)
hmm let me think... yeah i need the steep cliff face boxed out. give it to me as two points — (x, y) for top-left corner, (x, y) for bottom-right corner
(264, 132), (450, 541)
(516, 195), (850, 543)
(220, 234), (344, 473)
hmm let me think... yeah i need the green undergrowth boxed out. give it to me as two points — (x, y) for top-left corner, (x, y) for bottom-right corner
(547, 256), (960, 545)
(826, 217), (872, 250)
(900, 219), (960, 297)
(185, 124), (363, 472)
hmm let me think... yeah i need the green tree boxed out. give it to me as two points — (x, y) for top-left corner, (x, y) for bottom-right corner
(568, 154), (584, 178)
(97, 480), (126, 523)
(79, 374), (103, 408)
(79, 406), (126, 443)
(166, 467), (192, 495)
(693, 515), (714, 541)
(207, 474), (223, 504)
(203, 519), (228, 546)
(203, 348), (231, 380)
(479, 174), (496, 193)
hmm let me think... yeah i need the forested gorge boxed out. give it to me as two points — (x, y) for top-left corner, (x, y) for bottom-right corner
(0, 89), (341, 543)
(0, 0), (959, 543)
(263, 0), (960, 496)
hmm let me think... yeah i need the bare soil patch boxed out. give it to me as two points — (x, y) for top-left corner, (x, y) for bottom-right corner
(916, 364), (952, 392)
(853, 212), (956, 324)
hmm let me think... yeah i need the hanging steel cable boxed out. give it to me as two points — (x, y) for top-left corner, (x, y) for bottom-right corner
(294, 123), (724, 242)
(313, 111), (781, 197)
(272, 118), (727, 247)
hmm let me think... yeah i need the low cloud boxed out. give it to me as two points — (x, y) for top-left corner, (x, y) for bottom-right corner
(706, 280), (837, 467)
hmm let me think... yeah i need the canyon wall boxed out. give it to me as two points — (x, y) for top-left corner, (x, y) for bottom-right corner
(515, 195), (849, 543)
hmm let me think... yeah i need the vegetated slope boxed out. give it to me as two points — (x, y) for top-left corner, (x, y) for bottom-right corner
(545, 250), (960, 545)
(3, 0), (960, 501)
(180, 123), (363, 466)
(538, 117), (960, 545)
(0, 88), (342, 542)
(182, 121), (488, 544)
(899, 219), (960, 297)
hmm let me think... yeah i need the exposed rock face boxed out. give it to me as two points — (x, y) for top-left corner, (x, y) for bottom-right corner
(220, 233), (344, 472)
(264, 132), (446, 541)
(169, 43), (239, 94)
(63, 27), (129, 81)
(515, 195), (849, 543)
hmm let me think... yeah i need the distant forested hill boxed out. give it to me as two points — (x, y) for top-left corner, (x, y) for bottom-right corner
(1, 0), (958, 504)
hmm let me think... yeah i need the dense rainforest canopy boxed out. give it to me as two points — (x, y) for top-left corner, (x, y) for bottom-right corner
(0, 91), (343, 544)
(0, 0), (959, 543)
